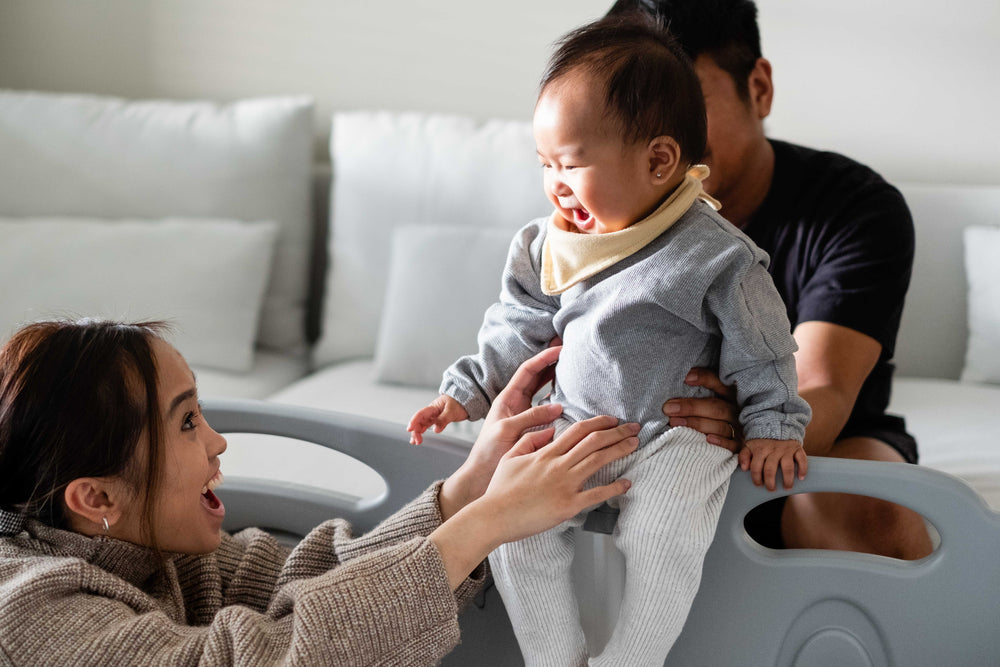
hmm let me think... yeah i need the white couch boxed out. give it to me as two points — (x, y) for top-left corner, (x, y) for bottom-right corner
(2, 90), (999, 512)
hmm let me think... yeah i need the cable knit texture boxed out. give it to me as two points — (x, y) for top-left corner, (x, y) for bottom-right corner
(0, 482), (484, 666)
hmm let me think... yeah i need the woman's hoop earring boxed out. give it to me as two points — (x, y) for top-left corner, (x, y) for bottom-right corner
(102, 516), (110, 534)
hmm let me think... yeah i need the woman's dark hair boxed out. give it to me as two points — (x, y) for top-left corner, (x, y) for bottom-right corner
(0, 319), (168, 546)
(541, 13), (707, 165)
(607, 0), (763, 102)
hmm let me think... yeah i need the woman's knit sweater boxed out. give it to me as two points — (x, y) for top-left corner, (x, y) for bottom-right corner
(0, 482), (484, 666)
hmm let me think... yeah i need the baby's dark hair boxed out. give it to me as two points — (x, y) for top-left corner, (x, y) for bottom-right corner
(607, 0), (762, 102)
(540, 13), (706, 165)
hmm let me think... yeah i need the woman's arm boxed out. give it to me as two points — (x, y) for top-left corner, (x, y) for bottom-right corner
(1, 538), (471, 666)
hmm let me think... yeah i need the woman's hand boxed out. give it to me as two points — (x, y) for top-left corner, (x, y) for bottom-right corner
(481, 416), (639, 544)
(440, 346), (565, 519)
(430, 415), (638, 589)
(663, 367), (742, 453)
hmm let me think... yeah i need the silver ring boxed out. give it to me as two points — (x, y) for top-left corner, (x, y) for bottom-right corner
(727, 423), (736, 440)
(102, 516), (110, 533)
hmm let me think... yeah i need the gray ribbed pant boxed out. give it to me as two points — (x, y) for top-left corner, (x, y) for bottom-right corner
(490, 425), (736, 667)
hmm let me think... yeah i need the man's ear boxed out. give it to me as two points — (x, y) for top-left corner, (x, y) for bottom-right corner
(648, 135), (682, 183)
(748, 57), (774, 120)
(63, 478), (123, 535)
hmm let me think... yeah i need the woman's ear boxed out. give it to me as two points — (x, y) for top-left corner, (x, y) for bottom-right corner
(63, 477), (124, 536)
(648, 135), (682, 184)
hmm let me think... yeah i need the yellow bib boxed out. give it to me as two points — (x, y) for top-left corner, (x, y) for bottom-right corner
(540, 165), (720, 296)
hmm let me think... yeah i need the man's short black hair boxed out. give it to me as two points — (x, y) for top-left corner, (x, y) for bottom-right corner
(607, 0), (762, 101)
(541, 13), (707, 166)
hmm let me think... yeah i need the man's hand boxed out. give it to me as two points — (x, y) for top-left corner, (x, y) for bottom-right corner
(663, 367), (742, 452)
(740, 438), (808, 491)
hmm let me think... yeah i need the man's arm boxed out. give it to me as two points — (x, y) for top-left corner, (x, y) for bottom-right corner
(663, 320), (880, 455)
(792, 320), (880, 456)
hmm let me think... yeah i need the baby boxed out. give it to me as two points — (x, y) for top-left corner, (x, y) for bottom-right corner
(408, 15), (811, 667)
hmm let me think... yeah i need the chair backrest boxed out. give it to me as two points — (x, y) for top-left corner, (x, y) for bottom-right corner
(206, 399), (1000, 665)
(664, 458), (1000, 665)
(205, 398), (524, 666)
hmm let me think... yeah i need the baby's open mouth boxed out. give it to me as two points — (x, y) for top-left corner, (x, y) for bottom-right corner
(573, 208), (592, 223)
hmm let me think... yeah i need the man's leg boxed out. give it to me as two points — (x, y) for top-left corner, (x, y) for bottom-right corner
(781, 436), (934, 559)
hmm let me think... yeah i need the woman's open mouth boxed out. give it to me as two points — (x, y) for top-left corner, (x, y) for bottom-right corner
(200, 469), (225, 517)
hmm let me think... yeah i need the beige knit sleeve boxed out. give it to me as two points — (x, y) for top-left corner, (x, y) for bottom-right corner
(2, 532), (471, 665)
(277, 480), (487, 609)
(177, 481), (485, 622)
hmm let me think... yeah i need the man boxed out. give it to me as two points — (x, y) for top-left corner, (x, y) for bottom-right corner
(607, 0), (932, 558)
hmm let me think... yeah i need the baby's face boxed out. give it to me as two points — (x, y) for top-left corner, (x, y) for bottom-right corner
(534, 73), (663, 234)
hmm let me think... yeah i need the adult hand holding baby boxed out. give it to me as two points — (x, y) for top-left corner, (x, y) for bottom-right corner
(663, 367), (808, 490)
(431, 346), (638, 589)
(663, 366), (742, 452)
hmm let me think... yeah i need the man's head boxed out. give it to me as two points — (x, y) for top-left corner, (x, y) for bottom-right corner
(535, 14), (707, 234)
(607, 0), (762, 101)
(607, 0), (775, 224)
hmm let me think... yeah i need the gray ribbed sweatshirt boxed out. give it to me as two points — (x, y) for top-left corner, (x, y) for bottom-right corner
(441, 200), (811, 445)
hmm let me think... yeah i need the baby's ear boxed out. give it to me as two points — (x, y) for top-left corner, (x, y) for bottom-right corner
(648, 135), (682, 183)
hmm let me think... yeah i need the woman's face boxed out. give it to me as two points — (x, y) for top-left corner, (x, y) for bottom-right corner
(114, 339), (228, 554)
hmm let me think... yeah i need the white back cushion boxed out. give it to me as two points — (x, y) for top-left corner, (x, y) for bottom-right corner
(0, 90), (314, 353)
(374, 225), (514, 388)
(961, 226), (1000, 384)
(314, 111), (550, 366)
(0, 217), (277, 372)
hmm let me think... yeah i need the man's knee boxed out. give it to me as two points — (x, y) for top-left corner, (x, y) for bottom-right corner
(781, 437), (933, 559)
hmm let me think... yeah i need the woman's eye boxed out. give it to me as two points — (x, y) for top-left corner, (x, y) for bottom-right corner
(182, 411), (196, 431)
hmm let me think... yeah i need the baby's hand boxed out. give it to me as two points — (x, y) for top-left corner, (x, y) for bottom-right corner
(738, 438), (807, 491)
(407, 395), (469, 445)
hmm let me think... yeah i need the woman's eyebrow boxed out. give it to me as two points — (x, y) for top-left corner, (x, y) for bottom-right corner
(168, 388), (197, 417)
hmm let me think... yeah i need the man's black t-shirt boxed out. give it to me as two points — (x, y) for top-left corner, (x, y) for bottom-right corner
(743, 139), (917, 462)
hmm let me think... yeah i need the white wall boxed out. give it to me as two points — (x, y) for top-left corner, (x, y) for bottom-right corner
(758, 0), (1000, 185)
(1, 0), (997, 183)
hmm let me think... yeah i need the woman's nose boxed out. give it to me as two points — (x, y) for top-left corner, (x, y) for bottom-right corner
(206, 422), (227, 456)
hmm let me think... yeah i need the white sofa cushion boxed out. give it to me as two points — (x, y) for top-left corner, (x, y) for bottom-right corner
(0, 217), (277, 372)
(890, 377), (1000, 510)
(374, 225), (513, 388)
(270, 358), (482, 443)
(314, 111), (550, 366)
(0, 90), (314, 353)
(961, 225), (1000, 384)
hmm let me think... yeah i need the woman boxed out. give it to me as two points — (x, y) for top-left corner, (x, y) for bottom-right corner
(0, 319), (638, 665)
